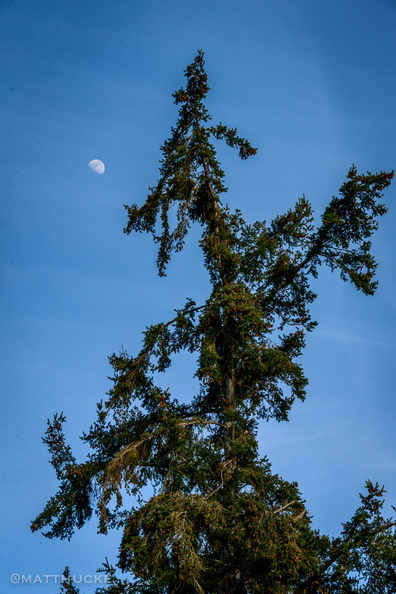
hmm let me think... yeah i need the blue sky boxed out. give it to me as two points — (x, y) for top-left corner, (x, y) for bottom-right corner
(1, 0), (396, 590)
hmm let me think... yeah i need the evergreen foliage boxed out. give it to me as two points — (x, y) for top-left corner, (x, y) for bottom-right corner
(60, 567), (81, 594)
(32, 51), (396, 593)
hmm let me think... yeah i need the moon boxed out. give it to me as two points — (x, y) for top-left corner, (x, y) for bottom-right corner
(88, 159), (105, 174)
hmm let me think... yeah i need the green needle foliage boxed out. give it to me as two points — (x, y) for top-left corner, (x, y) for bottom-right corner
(32, 51), (396, 593)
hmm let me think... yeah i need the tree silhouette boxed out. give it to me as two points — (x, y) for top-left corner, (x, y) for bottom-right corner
(32, 51), (396, 593)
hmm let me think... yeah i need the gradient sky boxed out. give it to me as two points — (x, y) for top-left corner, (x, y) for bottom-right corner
(1, 0), (396, 591)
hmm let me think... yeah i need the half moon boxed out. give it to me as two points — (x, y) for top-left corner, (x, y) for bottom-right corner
(88, 159), (105, 174)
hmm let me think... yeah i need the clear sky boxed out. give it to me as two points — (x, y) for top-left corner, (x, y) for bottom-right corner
(1, 0), (395, 591)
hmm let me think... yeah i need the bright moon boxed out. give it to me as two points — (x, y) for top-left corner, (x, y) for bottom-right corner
(88, 159), (105, 174)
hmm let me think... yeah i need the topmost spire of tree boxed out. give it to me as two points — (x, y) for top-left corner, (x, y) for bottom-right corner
(124, 49), (257, 277)
(32, 52), (395, 593)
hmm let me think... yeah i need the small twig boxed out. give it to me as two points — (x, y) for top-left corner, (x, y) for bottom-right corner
(182, 418), (226, 429)
(273, 500), (296, 514)
(294, 509), (307, 521)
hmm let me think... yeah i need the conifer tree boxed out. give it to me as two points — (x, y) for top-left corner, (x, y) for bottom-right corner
(32, 51), (396, 593)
